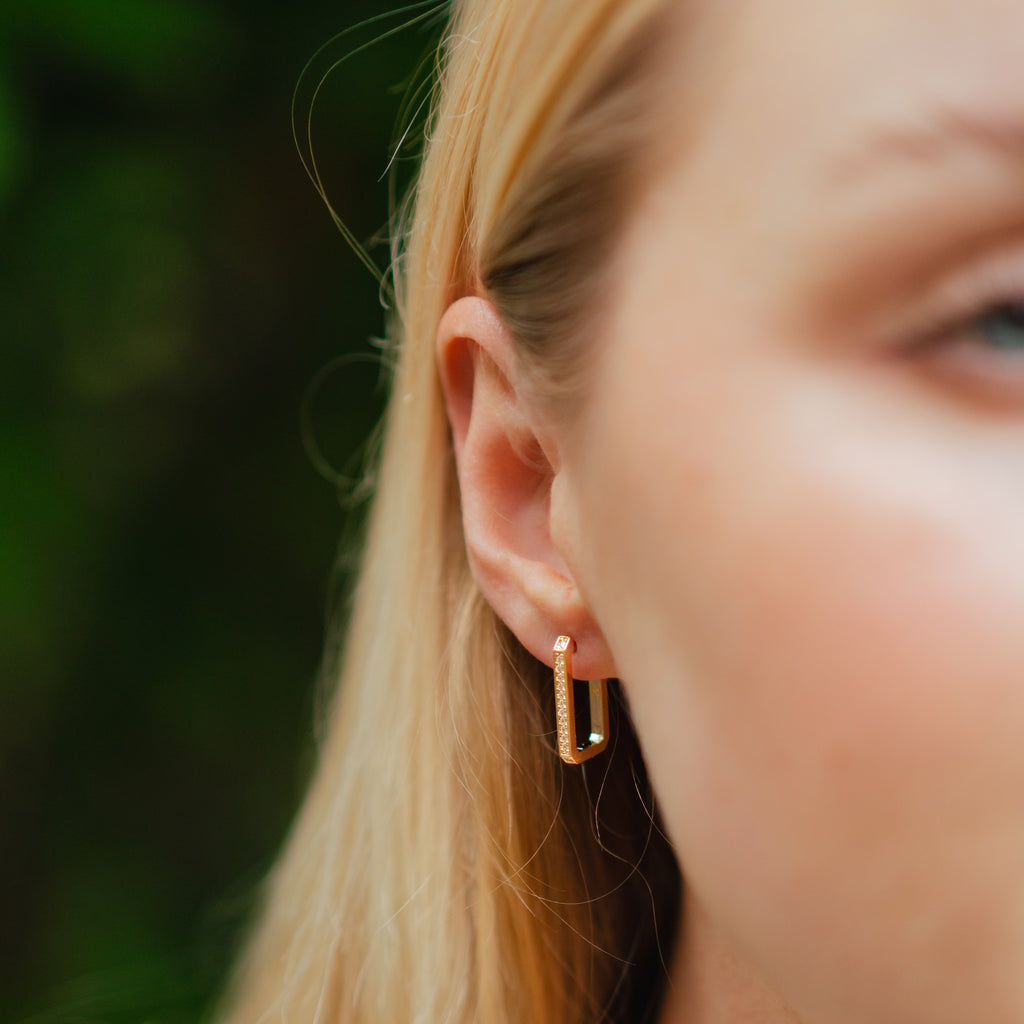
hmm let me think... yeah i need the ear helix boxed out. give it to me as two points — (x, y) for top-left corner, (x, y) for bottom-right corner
(553, 635), (610, 764)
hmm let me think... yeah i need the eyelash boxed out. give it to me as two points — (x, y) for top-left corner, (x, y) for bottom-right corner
(915, 261), (1024, 352)
(890, 256), (1024, 404)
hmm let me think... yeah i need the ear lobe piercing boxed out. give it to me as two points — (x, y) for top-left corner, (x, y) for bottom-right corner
(553, 635), (609, 764)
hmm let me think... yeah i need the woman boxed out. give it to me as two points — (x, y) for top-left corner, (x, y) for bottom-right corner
(221, 0), (1024, 1021)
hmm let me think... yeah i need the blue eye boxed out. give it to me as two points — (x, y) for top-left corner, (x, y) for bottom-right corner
(977, 304), (1024, 350)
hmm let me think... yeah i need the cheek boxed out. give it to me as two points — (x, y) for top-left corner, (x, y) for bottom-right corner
(571, 362), (1024, 1020)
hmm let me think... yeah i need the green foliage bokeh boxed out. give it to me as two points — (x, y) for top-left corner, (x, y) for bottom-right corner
(0, 1), (435, 1019)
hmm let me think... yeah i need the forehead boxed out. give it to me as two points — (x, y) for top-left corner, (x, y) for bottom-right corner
(616, 0), (1024, 320)
(655, 0), (1024, 194)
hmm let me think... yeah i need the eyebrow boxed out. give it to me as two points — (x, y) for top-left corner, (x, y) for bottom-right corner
(831, 102), (1024, 185)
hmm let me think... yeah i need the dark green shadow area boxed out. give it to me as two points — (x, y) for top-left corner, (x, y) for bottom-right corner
(0, 1), (440, 1019)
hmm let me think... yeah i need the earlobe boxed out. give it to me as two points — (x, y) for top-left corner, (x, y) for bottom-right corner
(435, 297), (616, 678)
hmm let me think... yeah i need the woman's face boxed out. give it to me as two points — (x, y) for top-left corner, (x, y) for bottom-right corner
(553, 0), (1024, 1020)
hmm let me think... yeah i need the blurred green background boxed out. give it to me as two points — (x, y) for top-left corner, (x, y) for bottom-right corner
(0, 1), (436, 1020)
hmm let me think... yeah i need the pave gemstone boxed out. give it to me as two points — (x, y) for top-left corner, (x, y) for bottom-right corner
(554, 636), (580, 761)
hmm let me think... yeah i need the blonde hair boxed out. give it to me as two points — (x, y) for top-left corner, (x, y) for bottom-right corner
(219, 1), (680, 1021)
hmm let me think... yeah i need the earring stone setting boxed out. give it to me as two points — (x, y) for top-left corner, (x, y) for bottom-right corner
(553, 635), (609, 764)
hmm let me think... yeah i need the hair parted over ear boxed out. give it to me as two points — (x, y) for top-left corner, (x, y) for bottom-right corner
(218, 3), (682, 1022)
(436, 296), (616, 678)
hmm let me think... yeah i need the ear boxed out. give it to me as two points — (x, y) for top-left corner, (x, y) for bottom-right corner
(436, 296), (616, 678)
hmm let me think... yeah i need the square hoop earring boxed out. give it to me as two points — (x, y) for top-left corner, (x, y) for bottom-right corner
(553, 635), (609, 764)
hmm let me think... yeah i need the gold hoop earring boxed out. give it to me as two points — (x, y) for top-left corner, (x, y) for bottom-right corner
(553, 635), (609, 764)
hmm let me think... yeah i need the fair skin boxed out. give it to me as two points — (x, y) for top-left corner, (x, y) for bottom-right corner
(438, 0), (1024, 1021)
